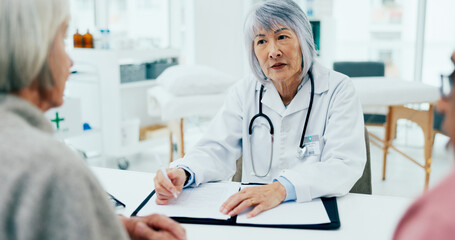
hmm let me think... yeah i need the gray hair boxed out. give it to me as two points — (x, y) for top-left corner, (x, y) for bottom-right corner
(0, 0), (70, 93)
(244, 0), (316, 84)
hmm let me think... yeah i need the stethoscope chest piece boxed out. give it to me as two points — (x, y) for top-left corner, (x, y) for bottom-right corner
(296, 145), (307, 159)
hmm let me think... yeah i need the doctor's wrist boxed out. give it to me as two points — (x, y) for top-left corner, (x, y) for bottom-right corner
(271, 181), (287, 203)
(180, 168), (191, 186)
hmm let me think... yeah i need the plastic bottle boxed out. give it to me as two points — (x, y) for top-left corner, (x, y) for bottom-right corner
(73, 29), (83, 48)
(82, 29), (94, 48)
(99, 29), (105, 49)
(306, 0), (314, 17)
(105, 29), (110, 49)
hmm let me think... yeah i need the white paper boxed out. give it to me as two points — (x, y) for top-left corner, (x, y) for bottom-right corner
(236, 186), (330, 225)
(139, 182), (240, 220)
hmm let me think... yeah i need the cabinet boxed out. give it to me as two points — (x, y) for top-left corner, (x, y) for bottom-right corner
(66, 48), (180, 165)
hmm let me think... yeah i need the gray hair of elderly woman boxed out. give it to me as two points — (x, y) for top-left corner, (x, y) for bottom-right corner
(0, 0), (69, 93)
(244, 0), (316, 84)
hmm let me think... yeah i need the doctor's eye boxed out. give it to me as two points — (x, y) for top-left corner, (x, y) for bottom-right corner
(277, 35), (289, 40)
(256, 39), (266, 45)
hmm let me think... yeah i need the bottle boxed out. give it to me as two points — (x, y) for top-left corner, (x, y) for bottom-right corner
(99, 29), (111, 49)
(82, 29), (94, 48)
(306, 0), (314, 17)
(99, 29), (105, 49)
(73, 29), (83, 48)
(105, 29), (110, 49)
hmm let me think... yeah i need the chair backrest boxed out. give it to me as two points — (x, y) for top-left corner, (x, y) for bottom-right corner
(232, 127), (372, 194)
(349, 127), (372, 194)
(333, 61), (385, 78)
(433, 109), (445, 134)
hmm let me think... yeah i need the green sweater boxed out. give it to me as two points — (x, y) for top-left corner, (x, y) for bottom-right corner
(0, 94), (129, 240)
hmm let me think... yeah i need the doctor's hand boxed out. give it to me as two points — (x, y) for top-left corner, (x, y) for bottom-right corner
(120, 214), (186, 240)
(154, 168), (186, 205)
(219, 182), (286, 218)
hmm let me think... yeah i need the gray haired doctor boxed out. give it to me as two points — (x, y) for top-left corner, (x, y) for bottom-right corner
(154, 0), (366, 218)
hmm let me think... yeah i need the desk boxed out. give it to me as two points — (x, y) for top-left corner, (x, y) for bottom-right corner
(91, 167), (412, 240)
(352, 77), (440, 190)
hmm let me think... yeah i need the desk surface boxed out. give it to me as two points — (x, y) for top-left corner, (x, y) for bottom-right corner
(352, 77), (440, 107)
(91, 167), (412, 240)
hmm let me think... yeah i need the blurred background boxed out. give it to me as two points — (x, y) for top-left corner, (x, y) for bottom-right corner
(52, 0), (454, 199)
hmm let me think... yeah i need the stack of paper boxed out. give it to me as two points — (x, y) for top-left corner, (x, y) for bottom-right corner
(138, 181), (331, 226)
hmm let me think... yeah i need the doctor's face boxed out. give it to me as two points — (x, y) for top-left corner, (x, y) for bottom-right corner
(253, 26), (303, 84)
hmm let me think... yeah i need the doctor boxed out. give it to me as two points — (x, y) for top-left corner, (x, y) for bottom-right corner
(154, 0), (366, 218)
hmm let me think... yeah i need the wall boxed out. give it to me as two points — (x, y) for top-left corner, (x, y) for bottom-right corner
(183, 0), (249, 80)
(422, 0), (455, 86)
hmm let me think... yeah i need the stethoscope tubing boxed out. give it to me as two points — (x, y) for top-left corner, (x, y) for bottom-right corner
(248, 69), (314, 177)
(299, 70), (314, 148)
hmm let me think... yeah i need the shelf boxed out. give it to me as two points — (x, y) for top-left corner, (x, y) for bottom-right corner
(117, 49), (180, 65)
(68, 48), (180, 159)
(69, 48), (180, 65)
(120, 80), (158, 89)
(118, 138), (156, 156)
(54, 128), (102, 140)
(69, 72), (99, 83)
(369, 24), (403, 33)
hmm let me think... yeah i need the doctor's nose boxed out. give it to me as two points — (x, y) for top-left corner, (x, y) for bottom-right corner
(268, 44), (282, 59)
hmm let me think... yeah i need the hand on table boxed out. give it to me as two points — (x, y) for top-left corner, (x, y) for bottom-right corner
(120, 214), (186, 240)
(219, 181), (286, 218)
(154, 168), (186, 204)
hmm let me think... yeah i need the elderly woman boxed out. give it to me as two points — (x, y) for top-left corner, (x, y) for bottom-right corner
(155, 0), (366, 218)
(0, 0), (185, 239)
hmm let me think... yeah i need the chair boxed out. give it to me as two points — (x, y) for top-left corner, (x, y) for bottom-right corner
(349, 127), (372, 194)
(432, 109), (447, 147)
(232, 127), (372, 195)
(333, 62), (385, 78)
(433, 110), (445, 136)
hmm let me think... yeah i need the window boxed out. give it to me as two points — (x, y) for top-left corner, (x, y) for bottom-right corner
(332, 0), (418, 81)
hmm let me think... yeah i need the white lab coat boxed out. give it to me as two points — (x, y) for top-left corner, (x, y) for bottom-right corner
(170, 62), (366, 202)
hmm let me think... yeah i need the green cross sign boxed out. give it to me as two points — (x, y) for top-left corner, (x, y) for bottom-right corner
(51, 112), (65, 130)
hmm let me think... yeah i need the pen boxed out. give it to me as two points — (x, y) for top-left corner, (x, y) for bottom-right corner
(160, 168), (178, 199)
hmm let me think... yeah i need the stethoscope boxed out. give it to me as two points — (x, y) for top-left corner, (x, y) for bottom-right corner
(248, 70), (315, 177)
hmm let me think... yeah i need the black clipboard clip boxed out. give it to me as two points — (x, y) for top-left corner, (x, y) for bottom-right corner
(107, 192), (126, 208)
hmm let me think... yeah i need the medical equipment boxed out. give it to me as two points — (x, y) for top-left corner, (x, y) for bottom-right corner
(248, 70), (315, 177)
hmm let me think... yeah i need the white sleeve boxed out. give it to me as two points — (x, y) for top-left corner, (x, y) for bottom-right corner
(170, 81), (244, 186)
(281, 79), (366, 202)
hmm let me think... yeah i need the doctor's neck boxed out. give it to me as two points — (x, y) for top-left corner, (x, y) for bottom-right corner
(272, 75), (303, 106)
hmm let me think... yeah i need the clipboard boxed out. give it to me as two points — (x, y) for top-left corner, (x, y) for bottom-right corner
(131, 184), (340, 230)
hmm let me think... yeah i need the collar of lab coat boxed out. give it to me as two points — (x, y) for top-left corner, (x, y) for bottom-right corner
(254, 61), (330, 117)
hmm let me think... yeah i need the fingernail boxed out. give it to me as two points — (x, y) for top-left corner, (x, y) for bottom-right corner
(228, 211), (234, 216)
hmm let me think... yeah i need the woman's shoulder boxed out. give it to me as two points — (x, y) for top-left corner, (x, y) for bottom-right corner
(312, 61), (354, 93)
(227, 74), (259, 98)
(0, 110), (91, 183)
(315, 62), (350, 82)
(232, 74), (258, 89)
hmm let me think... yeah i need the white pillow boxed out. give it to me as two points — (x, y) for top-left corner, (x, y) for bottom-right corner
(156, 65), (237, 96)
